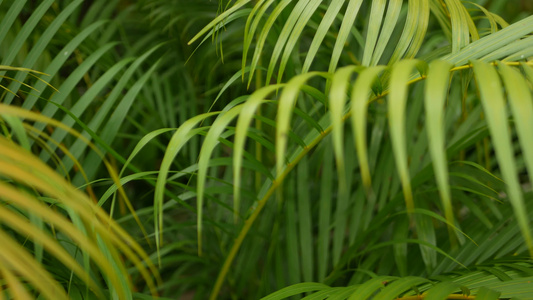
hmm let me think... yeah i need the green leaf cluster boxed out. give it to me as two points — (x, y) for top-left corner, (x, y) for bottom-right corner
(0, 0), (532, 299)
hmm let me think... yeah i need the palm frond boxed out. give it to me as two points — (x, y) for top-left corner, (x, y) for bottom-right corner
(179, 57), (533, 298)
(263, 263), (533, 300)
(0, 110), (160, 298)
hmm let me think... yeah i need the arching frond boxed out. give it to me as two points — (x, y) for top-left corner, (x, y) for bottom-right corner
(263, 262), (533, 299)
(0, 107), (161, 298)
(179, 56), (533, 297)
(189, 0), (505, 85)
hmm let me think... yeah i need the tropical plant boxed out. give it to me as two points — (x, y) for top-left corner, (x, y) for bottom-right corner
(1, 0), (533, 299)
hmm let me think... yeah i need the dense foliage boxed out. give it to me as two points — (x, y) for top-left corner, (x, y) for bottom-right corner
(1, 0), (533, 299)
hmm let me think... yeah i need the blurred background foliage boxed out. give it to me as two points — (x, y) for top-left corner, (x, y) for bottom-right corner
(1, 0), (533, 299)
